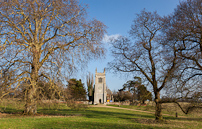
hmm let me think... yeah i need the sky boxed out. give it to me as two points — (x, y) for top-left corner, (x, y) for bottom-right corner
(77, 0), (181, 91)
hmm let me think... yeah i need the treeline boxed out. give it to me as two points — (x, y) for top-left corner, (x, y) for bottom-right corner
(1, 78), (87, 102)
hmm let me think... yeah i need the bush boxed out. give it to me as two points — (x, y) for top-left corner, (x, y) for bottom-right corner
(37, 100), (61, 110)
(66, 100), (88, 111)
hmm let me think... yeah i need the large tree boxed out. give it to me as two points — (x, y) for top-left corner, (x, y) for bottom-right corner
(162, 0), (202, 113)
(108, 10), (178, 120)
(0, 0), (106, 114)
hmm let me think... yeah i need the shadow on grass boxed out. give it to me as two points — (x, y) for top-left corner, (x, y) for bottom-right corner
(38, 107), (155, 118)
(3, 106), (201, 124)
(0, 107), (23, 114)
(37, 107), (156, 126)
(37, 108), (85, 116)
(84, 110), (154, 119)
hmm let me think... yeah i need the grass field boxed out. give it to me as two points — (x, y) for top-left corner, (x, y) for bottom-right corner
(0, 100), (202, 129)
(107, 102), (202, 118)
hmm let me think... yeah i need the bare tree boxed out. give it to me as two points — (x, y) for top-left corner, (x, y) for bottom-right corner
(162, 0), (202, 113)
(108, 10), (178, 120)
(163, 0), (202, 78)
(86, 72), (94, 102)
(0, 0), (106, 114)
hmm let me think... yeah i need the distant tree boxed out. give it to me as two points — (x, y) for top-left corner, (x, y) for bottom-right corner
(106, 87), (113, 101)
(86, 72), (94, 101)
(137, 85), (152, 104)
(123, 77), (142, 91)
(112, 90), (119, 102)
(67, 79), (87, 101)
(122, 77), (152, 104)
(117, 89), (132, 102)
(122, 80), (134, 92)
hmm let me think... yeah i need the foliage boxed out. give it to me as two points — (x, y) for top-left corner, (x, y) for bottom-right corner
(137, 85), (152, 104)
(117, 90), (132, 102)
(121, 77), (152, 104)
(67, 78), (87, 101)
(112, 90), (119, 102)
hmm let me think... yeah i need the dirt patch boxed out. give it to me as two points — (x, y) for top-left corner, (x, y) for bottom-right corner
(0, 112), (12, 118)
(132, 118), (169, 124)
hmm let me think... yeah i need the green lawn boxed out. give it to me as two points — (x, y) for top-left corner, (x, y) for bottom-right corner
(0, 101), (202, 129)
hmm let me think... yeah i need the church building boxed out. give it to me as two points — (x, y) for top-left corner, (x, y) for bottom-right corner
(94, 68), (107, 104)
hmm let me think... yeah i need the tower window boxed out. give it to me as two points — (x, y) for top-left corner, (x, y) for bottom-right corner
(98, 78), (102, 83)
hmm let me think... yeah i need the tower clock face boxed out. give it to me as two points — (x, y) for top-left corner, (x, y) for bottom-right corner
(98, 86), (102, 90)
(98, 78), (102, 83)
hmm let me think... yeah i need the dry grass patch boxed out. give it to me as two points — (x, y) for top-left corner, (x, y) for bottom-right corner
(132, 118), (202, 129)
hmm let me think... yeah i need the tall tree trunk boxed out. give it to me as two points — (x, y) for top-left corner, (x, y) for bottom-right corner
(155, 91), (162, 120)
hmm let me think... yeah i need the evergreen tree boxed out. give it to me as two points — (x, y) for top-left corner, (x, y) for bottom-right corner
(67, 79), (87, 101)
(137, 85), (152, 104)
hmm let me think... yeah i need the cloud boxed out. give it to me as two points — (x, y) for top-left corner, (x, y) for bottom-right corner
(102, 34), (120, 43)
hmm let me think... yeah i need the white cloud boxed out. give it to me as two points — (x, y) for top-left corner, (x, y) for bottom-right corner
(102, 34), (120, 44)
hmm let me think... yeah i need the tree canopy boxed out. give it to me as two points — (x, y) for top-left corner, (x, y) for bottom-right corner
(67, 78), (87, 101)
(0, 0), (106, 114)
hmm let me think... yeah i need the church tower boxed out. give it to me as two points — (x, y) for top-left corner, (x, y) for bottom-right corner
(94, 68), (107, 104)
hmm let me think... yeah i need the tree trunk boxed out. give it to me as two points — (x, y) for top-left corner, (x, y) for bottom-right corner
(24, 85), (37, 115)
(155, 100), (162, 120)
(155, 92), (163, 121)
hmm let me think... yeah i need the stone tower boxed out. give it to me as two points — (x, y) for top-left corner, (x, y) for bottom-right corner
(94, 68), (107, 104)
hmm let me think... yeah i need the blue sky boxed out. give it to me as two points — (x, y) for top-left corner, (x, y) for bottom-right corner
(77, 0), (180, 91)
